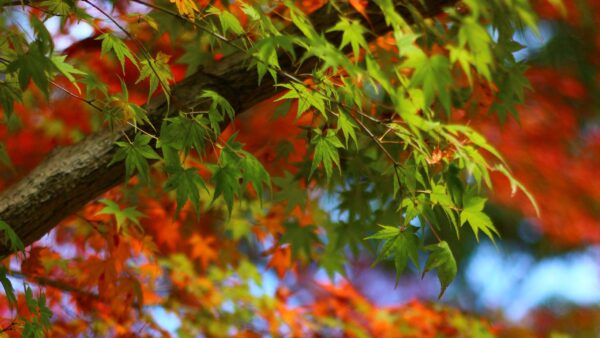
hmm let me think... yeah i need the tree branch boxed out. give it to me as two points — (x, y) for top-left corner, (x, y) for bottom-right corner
(0, 0), (457, 256)
(7, 269), (100, 300)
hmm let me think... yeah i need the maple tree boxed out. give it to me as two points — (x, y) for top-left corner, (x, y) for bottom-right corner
(0, 0), (596, 336)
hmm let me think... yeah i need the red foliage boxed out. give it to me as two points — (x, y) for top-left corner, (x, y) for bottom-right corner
(476, 67), (600, 245)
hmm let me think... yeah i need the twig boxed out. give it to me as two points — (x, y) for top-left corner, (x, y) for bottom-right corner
(82, 0), (170, 106)
(7, 269), (100, 300)
(50, 80), (103, 111)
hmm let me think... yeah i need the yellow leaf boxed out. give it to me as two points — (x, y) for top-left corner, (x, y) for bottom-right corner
(170, 0), (199, 19)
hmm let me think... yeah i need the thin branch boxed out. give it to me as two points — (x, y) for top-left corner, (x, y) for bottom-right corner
(50, 80), (103, 111)
(82, 0), (170, 108)
(131, 0), (403, 172)
(426, 221), (442, 242)
(349, 110), (399, 166)
(130, 0), (306, 85)
(0, 321), (16, 333)
(7, 269), (100, 300)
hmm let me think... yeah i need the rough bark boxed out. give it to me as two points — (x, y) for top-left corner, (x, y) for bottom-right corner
(0, 0), (457, 256)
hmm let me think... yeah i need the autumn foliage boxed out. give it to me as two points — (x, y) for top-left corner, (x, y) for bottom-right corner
(0, 0), (598, 336)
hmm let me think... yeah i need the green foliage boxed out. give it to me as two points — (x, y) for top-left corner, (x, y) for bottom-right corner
(211, 162), (241, 216)
(51, 55), (86, 90)
(111, 134), (161, 184)
(311, 129), (344, 180)
(250, 35), (296, 83)
(423, 241), (457, 298)
(160, 115), (208, 154)
(6, 42), (54, 96)
(209, 137), (270, 215)
(136, 52), (173, 101)
(281, 221), (320, 259)
(336, 110), (359, 147)
(460, 193), (498, 243)
(96, 33), (138, 72)
(366, 225), (420, 286)
(0, 266), (17, 307)
(0, 226), (49, 336)
(457, 17), (494, 82)
(199, 90), (236, 133)
(207, 6), (245, 36)
(104, 78), (151, 129)
(22, 285), (53, 337)
(273, 171), (307, 213)
(165, 167), (207, 216)
(0, 81), (21, 118)
(97, 199), (144, 231)
(328, 18), (368, 60)
(40, 0), (73, 16)
(277, 83), (327, 118)
(0, 220), (24, 253)
(404, 52), (453, 114)
(239, 150), (271, 200)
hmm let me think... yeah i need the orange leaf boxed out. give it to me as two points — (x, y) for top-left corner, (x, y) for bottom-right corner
(349, 0), (369, 20)
(188, 234), (217, 269)
(266, 245), (292, 278)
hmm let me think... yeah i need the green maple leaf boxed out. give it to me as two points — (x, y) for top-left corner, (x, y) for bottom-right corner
(311, 130), (344, 180)
(276, 82), (327, 118)
(239, 151), (271, 200)
(423, 241), (457, 298)
(328, 17), (368, 59)
(281, 220), (319, 259)
(319, 245), (347, 280)
(199, 90), (235, 133)
(366, 225), (420, 286)
(40, 0), (73, 16)
(207, 7), (244, 35)
(460, 194), (499, 242)
(96, 33), (138, 72)
(273, 171), (307, 213)
(0, 220), (23, 253)
(430, 183), (455, 209)
(365, 224), (400, 241)
(250, 35), (296, 83)
(137, 52), (173, 101)
(22, 284), (52, 334)
(367, 228), (401, 267)
(336, 111), (358, 147)
(0, 266), (17, 307)
(111, 134), (161, 184)
(7, 44), (54, 96)
(211, 164), (241, 216)
(51, 55), (86, 94)
(0, 82), (21, 117)
(365, 54), (393, 96)
(97, 199), (144, 231)
(160, 116), (208, 155)
(392, 230), (420, 286)
(458, 17), (493, 81)
(405, 53), (452, 113)
(492, 62), (530, 122)
(165, 167), (207, 216)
